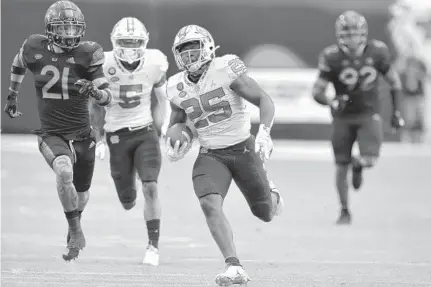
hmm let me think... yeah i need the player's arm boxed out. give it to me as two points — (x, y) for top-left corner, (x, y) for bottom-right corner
(312, 51), (333, 106)
(89, 98), (106, 142)
(154, 74), (172, 134)
(376, 41), (402, 114)
(4, 40), (28, 118)
(229, 57), (274, 160)
(382, 67), (402, 113)
(230, 73), (275, 129)
(376, 40), (404, 129)
(168, 102), (187, 128)
(76, 45), (112, 106)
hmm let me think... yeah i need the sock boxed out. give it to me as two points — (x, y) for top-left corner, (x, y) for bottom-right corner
(146, 219), (160, 249)
(64, 209), (80, 230)
(225, 256), (241, 266)
(78, 210), (83, 220)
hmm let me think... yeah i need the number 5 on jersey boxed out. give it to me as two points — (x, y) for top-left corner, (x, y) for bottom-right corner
(41, 65), (70, 100)
(180, 87), (232, 129)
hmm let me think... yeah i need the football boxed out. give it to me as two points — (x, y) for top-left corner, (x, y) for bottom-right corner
(166, 123), (193, 147)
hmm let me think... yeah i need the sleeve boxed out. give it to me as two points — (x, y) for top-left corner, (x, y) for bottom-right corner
(154, 50), (169, 83)
(373, 40), (392, 75)
(317, 49), (335, 81)
(219, 54), (247, 85)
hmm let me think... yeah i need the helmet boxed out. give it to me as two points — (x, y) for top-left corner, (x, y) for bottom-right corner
(335, 11), (368, 53)
(45, 1), (86, 50)
(172, 25), (218, 73)
(111, 17), (149, 64)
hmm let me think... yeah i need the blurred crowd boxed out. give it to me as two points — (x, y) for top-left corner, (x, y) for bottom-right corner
(387, 0), (431, 143)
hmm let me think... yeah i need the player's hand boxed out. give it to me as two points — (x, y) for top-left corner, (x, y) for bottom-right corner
(391, 111), (405, 132)
(95, 141), (106, 160)
(4, 90), (23, 119)
(75, 79), (102, 100)
(255, 124), (273, 161)
(165, 137), (192, 162)
(330, 94), (349, 112)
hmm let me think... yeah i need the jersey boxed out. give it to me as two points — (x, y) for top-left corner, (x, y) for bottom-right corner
(318, 40), (392, 116)
(20, 34), (106, 140)
(166, 54), (251, 149)
(103, 49), (168, 132)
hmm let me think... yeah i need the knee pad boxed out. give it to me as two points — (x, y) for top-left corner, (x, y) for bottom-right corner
(142, 181), (158, 199)
(53, 155), (73, 184)
(250, 202), (272, 222)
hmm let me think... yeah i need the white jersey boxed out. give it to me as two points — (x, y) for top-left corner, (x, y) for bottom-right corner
(103, 49), (168, 132)
(166, 54), (251, 149)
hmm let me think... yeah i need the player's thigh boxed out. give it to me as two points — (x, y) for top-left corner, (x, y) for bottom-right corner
(357, 114), (383, 157)
(133, 128), (161, 182)
(192, 153), (232, 199)
(107, 135), (137, 203)
(331, 118), (357, 164)
(37, 135), (74, 168)
(72, 137), (96, 192)
(403, 97), (417, 128)
(230, 138), (272, 212)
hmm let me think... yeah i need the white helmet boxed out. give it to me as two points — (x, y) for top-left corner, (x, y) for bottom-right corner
(172, 25), (219, 73)
(111, 17), (149, 64)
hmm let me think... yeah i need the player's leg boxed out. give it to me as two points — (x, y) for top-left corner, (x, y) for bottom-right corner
(107, 134), (137, 210)
(133, 127), (162, 266)
(231, 137), (283, 223)
(331, 118), (357, 224)
(193, 152), (249, 285)
(66, 137), (96, 243)
(355, 114), (383, 188)
(37, 135), (85, 260)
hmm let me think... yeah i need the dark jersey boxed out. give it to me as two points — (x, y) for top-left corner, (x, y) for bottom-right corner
(318, 40), (392, 117)
(20, 34), (106, 140)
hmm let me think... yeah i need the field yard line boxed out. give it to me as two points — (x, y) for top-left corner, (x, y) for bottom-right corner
(2, 254), (431, 267)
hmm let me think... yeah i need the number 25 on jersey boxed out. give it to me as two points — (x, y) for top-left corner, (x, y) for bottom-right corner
(180, 87), (232, 129)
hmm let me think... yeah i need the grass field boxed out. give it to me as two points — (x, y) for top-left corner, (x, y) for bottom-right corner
(1, 135), (431, 287)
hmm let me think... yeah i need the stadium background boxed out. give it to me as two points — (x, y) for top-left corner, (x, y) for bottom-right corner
(0, 0), (411, 140)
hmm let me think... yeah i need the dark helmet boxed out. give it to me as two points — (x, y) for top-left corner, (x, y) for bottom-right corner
(45, 0), (86, 50)
(335, 10), (368, 53)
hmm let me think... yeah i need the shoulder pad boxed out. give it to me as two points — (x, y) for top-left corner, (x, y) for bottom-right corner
(79, 41), (105, 67)
(370, 39), (388, 50)
(146, 49), (169, 73)
(322, 44), (339, 57)
(23, 34), (48, 50)
(214, 54), (247, 79)
(318, 45), (339, 71)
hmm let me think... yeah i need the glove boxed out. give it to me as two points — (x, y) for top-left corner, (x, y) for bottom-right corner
(255, 124), (273, 161)
(95, 141), (106, 160)
(166, 137), (192, 162)
(330, 94), (349, 112)
(75, 79), (103, 100)
(391, 110), (405, 131)
(4, 90), (23, 119)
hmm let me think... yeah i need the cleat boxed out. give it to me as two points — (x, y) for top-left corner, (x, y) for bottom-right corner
(269, 181), (283, 216)
(352, 158), (363, 190)
(215, 265), (251, 286)
(142, 245), (159, 266)
(336, 209), (351, 225)
(63, 228), (86, 261)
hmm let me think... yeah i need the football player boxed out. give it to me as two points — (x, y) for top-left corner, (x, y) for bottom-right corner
(312, 11), (404, 224)
(89, 17), (170, 266)
(4, 0), (112, 261)
(164, 25), (284, 286)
